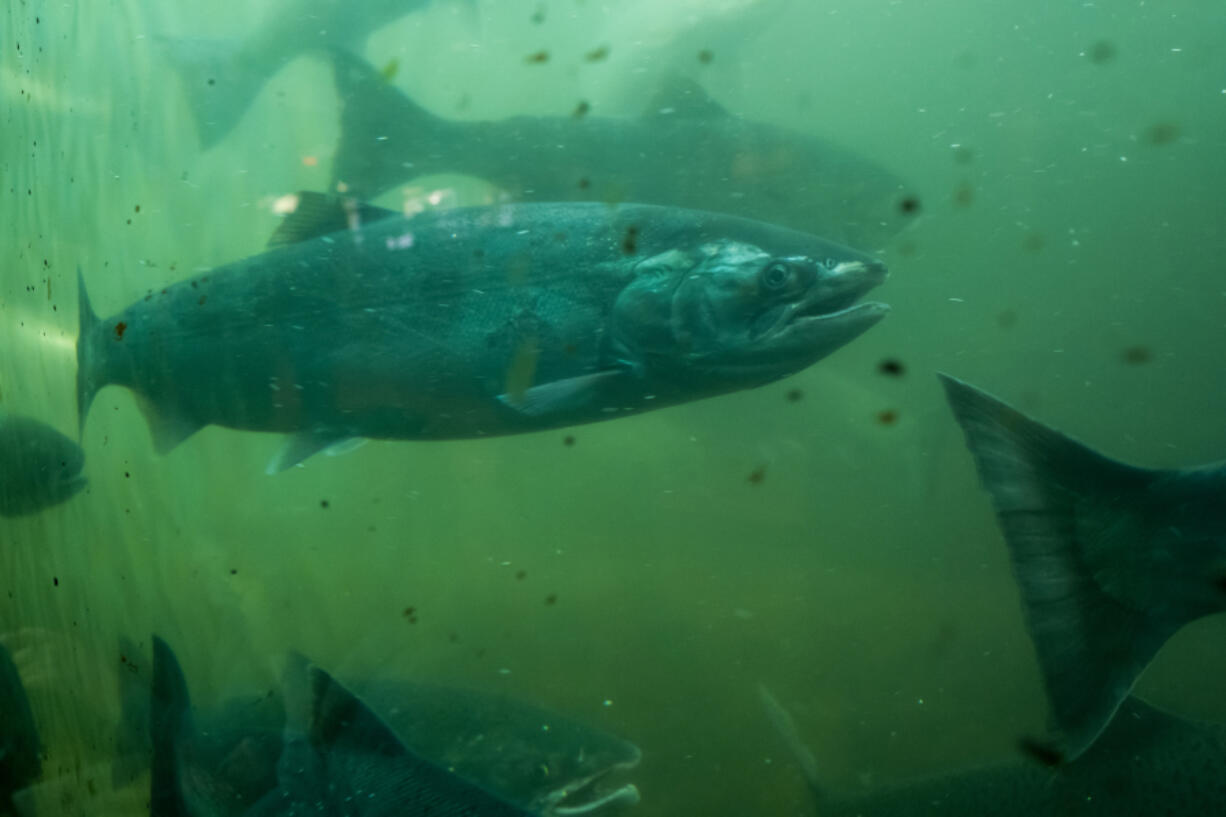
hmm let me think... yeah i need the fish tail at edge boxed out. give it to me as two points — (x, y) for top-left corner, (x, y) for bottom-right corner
(75, 267), (103, 440)
(938, 372), (1184, 760)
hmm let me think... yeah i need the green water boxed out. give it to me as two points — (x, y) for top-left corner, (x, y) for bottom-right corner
(3, 1), (1226, 815)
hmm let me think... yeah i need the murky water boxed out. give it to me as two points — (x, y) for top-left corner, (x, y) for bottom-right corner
(3, 1), (1226, 815)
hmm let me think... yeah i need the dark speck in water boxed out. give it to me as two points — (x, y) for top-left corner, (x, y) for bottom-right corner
(878, 358), (905, 377)
(134, 204), (140, 213)
(1121, 345), (1152, 365)
(747, 465), (766, 485)
(320, 499), (330, 509)
(899, 195), (921, 215)
(953, 145), (975, 164)
(997, 309), (1019, 329)
(544, 593), (558, 606)
(1087, 40), (1117, 64)
(876, 409), (899, 426)
(563, 435), (575, 447)
(785, 388), (803, 402)
(1018, 736), (1065, 768)
(1143, 122), (1180, 146)
(577, 177), (591, 190)
(515, 570), (527, 580)
(530, 5), (545, 24)
(585, 46), (609, 62)
(953, 182), (974, 207)
(698, 49), (714, 64)
(229, 568), (238, 575)
(572, 100), (590, 119)
(207, 77), (216, 86)
(114, 321), (127, 340)
(1022, 232), (1045, 253)
(53, 577), (59, 587)
(525, 50), (549, 64)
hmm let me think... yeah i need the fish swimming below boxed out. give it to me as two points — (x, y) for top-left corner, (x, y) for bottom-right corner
(143, 636), (640, 817)
(0, 642), (40, 817)
(77, 198), (888, 472)
(329, 50), (914, 252)
(939, 374), (1226, 760)
(0, 412), (86, 517)
(158, 0), (468, 148)
(759, 684), (1226, 816)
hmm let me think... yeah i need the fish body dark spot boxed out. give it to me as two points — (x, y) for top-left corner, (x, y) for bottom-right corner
(621, 225), (639, 255)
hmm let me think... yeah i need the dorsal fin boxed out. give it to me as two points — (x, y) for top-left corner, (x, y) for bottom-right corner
(307, 665), (407, 758)
(268, 192), (399, 247)
(642, 76), (730, 119)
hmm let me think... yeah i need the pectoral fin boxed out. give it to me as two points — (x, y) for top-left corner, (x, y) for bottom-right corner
(498, 370), (630, 418)
(267, 432), (357, 474)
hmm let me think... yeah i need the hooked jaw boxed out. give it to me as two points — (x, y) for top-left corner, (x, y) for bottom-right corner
(762, 257), (889, 355)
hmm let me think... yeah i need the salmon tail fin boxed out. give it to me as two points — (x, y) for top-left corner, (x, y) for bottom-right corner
(76, 267), (103, 439)
(111, 636), (152, 789)
(150, 636), (192, 817)
(157, 37), (273, 149)
(938, 373), (1195, 760)
(327, 48), (453, 199)
(757, 684), (827, 812)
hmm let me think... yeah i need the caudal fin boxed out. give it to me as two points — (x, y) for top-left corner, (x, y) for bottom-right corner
(150, 636), (192, 817)
(75, 268), (104, 440)
(0, 643), (41, 815)
(328, 49), (455, 199)
(938, 373), (1189, 760)
(757, 684), (826, 811)
(111, 637), (152, 789)
(158, 38), (277, 149)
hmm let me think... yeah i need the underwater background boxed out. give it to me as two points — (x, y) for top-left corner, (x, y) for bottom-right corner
(2, 0), (1226, 814)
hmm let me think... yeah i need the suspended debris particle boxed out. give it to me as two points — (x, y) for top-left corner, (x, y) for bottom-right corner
(1018, 736), (1065, 767)
(585, 45), (610, 62)
(380, 58), (400, 81)
(878, 358), (905, 377)
(525, 50), (549, 64)
(124, 471), (130, 478)
(229, 568), (238, 575)
(320, 499), (330, 509)
(577, 177), (591, 190)
(530, 5), (546, 24)
(1087, 40), (1116, 64)
(572, 100), (590, 119)
(134, 204), (140, 213)
(114, 321), (127, 340)
(876, 409), (899, 426)
(952, 144), (975, 164)
(898, 195), (921, 216)
(953, 181), (974, 207)
(53, 577), (59, 587)
(698, 49), (714, 64)
(621, 225), (639, 255)
(515, 569), (527, 580)
(785, 388), (803, 402)
(997, 309), (1019, 329)
(1121, 345), (1152, 365)
(1021, 232), (1045, 253)
(562, 435), (575, 447)
(207, 77), (216, 86)
(747, 465), (766, 485)
(544, 593), (558, 606)
(1143, 122), (1180, 146)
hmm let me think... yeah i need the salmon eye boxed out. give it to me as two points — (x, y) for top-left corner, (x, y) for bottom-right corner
(761, 262), (790, 290)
